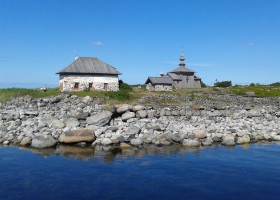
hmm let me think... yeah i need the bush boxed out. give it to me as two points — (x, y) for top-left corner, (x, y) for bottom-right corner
(105, 90), (131, 100)
(214, 81), (232, 88)
(270, 82), (280, 87)
(201, 81), (207, 88)
(119, 80), (132, 91)
(250, 83), (255, 87)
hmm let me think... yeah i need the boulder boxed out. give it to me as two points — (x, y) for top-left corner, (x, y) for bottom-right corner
(130, 138), (143, 146)
(59, 129), (95, 143)
(86, 111), (112, 126)
(31, 135), (57, 148)
(202, 138), (213, 146)
(136, 110), (147, 119)
(20, 137), (32, 146)
(171, 132), (185, 143)
(50, 119), (65, 129)
(245, 91), (255, 97)
(101, 138), (112, 145)
(236, 135), (250, 144)
(65, 118), (80, 128)
(222, 134), (236, 146)
(132, 105), (145, 112)
(121, 112), (135, 121)
(127, 125), (141, 135)
(116, 104), (131, 113)
(182, 139), (200, 147)
(193, 129), (207, 139)
(76, 112), (89, 120)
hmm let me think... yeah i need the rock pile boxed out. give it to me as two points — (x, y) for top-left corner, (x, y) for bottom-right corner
(0, 94), (279, 149)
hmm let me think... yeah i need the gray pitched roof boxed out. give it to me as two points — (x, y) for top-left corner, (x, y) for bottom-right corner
(57, 57), (121, 75)
(145, 76), (173, 85)
(167, 72), (182, 81)
(169, 66), (195, 73)
(194, 75), (201, 80)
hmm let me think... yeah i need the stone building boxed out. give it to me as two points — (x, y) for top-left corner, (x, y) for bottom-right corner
(145, 54), (201, 91)
(57, 57), (121, 92)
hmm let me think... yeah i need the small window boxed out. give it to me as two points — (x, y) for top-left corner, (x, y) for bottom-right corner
(104, 83), (108, 91)
(89, 83), (93, 88)
(74, 82), (79, 89)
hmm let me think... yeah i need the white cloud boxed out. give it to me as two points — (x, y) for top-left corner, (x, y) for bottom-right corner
(95, 41), (104, 46)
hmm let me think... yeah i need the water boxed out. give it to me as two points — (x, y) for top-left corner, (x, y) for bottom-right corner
(1, 143), (280, 200)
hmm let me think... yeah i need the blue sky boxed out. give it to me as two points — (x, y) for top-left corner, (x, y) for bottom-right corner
(0, 0), (280, 88)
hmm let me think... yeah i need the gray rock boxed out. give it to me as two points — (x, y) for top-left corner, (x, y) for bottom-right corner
(245, 91), (255, 97)
(24, 110), (39, 116)
(171, 132), (185, 143)
(182, 139), (200, 147)
(130, 138), (143, 146)
(202, 138), (213, 146)
(127, 125), (141, 135)
(3, 140), (9, 145)
(65, 118), (80, 128)
(86, 111), (112, 126)
(132, 105), (145, 112)
(20, 137), (32, 146)
(223, 134), (236, 146)
(31, 135), (57, 148)
(76, 112), (89, 120)
(116, 104), (131, 113)
(193, 129), (207, 139)
(50, 119), (65, 129)
(121, 112), (135, 121)
(136, 110), (147, 118)
(59, 129), (95, 143)
(101, 138), (112, 145)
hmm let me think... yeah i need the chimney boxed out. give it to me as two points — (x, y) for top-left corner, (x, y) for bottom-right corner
(160, 73), (165, 77)
(74, 55), (79, 60)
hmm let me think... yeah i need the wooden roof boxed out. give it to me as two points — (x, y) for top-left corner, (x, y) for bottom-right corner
(57, 57), (122, 75)
(145, 76), (173, 85)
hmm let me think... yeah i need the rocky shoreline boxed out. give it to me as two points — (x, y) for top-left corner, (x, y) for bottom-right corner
(0, 93), (279, 150)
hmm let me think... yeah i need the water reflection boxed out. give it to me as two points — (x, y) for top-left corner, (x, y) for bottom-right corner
(4, 141), (279, 164)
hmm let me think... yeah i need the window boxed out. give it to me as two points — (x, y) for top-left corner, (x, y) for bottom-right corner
(104, 83), (108, 91)
(89, 83), (93, 88)
(74, 82), (79, 89)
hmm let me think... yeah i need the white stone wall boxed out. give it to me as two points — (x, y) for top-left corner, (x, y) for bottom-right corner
(59, 74), (119, 92)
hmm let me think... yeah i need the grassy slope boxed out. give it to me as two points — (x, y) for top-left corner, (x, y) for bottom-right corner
(0, 86), (279, 105)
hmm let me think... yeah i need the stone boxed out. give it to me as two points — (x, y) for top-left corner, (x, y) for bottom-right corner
(24, 110), (39, 116)
(136, 110), (147, 119)
(20, 137), (32, 146)
(86, 111), (112, 126)
(272, 134), (280, 141)
(50, 119), (65, 129)
(116, 104), (132, 113)
(193, 129), (207, 139)
(121, 112), (135, 121)
(119, 142), (132, 149)
(76, 112), (89, 120)
(202, 138), (213, 146)
(130, 138), (143, 146)
(182, 139), (200, 147)
(59, 129), (95, 143)
(65, 118), (80, 128)
(132, 105), (145, 112)
(236, 135), (250, 144)
(245, 91), (255, 97)
(222, 134), (236, 146)
(3, 140), (9, 145)
(101, 138), (112, 145)
(171, 132), (185, 143)
(127, 125), (141, 135)
(147, 110), (156, 118)
(31, 135), (57, 148)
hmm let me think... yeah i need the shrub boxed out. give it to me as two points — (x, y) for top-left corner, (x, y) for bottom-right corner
(119, 80), (132, 91)
(250, 83), (255, 87)
(214, 81), (232, 88)
(201, 81), (207, 88)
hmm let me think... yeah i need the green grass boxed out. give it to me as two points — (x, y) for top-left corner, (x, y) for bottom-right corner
(0, 88), (60, 103)
(230, 85), (280, 97)
(1, 85), (279, 105)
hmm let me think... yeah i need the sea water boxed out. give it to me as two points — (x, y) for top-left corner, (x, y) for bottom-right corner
(0, 143), (280, 200)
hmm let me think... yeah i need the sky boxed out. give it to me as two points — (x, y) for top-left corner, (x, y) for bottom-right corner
(0, 0), (280, 88)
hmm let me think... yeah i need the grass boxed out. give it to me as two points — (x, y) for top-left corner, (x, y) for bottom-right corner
(230, 85), (280, 97)
(0, 88), (60, 103)
(0, 85), (279, 105)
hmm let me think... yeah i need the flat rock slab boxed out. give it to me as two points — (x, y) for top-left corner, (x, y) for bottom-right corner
(86, 111), (112, 126)
(59, 129), (95, 143)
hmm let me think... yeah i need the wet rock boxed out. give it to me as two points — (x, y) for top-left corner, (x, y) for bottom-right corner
(222, 134), (236, 146)
(193, 129), (207, 139)
(236, 135), (250, 144)
(130, 138), (144, 146)
(182, 139), (200, 147)
(101, 138), (112, 145)
(20, 137), (32, 146)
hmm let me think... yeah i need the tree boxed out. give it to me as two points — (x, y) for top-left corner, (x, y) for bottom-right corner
(214, 81), (232, 88)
